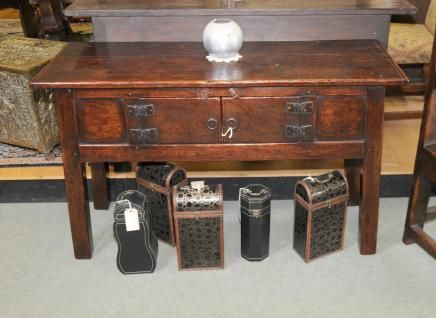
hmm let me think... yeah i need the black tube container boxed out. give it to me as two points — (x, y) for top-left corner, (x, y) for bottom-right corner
(240, 184), (271, 261)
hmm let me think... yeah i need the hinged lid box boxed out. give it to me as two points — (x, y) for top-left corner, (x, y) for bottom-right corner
(293, 170), (349, 262)
(172, 184), (224, 270)
(136, 162), (187, 246)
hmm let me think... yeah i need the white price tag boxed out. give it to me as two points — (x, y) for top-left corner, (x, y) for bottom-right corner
(124, 208), (140, 232)
(191, 181), (205, 191)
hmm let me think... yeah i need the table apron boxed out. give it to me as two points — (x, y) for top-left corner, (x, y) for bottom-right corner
(78, 142), (365, 162)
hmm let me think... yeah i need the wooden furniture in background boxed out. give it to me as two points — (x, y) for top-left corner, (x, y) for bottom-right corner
(65, 0), (415, 46)
(392, 0), (431, 23)
(16, 0), (39, 37)
(35, 0), (72, 40)
(403, 33), (436, 259)
(16, 0), (73, 40)
(0, 0), (18, 8)
(31, 41), (407, 259)
(388, 0), (435, 99)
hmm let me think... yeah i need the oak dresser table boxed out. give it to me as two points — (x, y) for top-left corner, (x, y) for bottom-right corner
(31, 40), (407, 259)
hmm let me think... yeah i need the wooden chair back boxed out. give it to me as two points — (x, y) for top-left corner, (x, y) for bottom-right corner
(425, 0), (436, 34)
(422, 25), (436, 146)
(403, 24), (436, 259)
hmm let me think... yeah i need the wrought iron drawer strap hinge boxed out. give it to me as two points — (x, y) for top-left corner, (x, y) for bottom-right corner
(285, 100), (314, 114)
(285, 96), (316, 141)
(126, 101), (158, 144)
(285, 125), (313, 138)
(127, 104), (155, 118)
(129, 128), (159, 144)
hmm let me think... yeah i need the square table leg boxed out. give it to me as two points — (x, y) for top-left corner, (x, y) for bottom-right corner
(359, 87), (385, 255)
(345, 159), (362, 206)
(56, 89), (93, 259)
(91, 163), (109, 210)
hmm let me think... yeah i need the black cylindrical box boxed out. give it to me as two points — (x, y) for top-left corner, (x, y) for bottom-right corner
(240, 184), (271, 261)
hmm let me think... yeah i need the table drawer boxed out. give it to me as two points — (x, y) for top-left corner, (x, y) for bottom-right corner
(77, 95), (365, 145)
(77, 97), (222, 144)
(222, 95), (365, 143)
(316, 96), (365, 141)
(77, 99), (127, 144)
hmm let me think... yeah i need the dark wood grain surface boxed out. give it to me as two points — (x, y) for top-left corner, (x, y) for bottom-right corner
(77, 99), (127, 143)
(78, 143), (365, 163)
(359, 87), (385, 254)
(31, 40), (408, 89)
(90, 163), (109, 210)
(65, 0), (416, 16)
(55, 89), (93, 259)
(316, 96), (365, 140)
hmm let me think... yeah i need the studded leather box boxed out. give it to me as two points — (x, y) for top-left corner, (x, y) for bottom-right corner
(293, 170), (349, 262)
(172, 184), (224, 271)
(240, 184), (271, 261)
(0, 36), (65, 152)
(136, 162), (187, 246)
(114, 190), (158, 274)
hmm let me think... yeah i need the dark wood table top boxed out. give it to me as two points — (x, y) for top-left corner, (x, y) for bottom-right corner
(31, 40), (408, 89)
(65, 0), (416, 16)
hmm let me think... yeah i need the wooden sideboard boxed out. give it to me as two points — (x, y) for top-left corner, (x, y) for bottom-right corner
(31, 40), (407, 259)
(65, 0), (416, 47)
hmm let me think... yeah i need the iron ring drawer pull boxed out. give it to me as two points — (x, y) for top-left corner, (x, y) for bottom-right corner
(222, 118), (238, 139)
(207, 118), (219, 130)
(225, 118), (238, 129)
